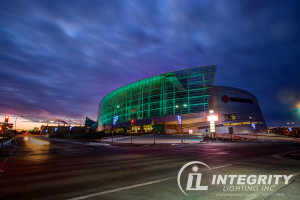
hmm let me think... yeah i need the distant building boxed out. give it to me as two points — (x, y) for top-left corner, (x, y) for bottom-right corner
(97, 65), (267, 134)
(40, 125), (85, 136)
(268, 127), (300, 138)
(85, 117), (97, 132)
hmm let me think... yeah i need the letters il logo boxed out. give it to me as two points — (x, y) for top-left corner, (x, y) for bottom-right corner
(178, 161), (211, 196)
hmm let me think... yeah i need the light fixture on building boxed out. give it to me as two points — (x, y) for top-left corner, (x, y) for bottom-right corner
(207, 110), (218, 139)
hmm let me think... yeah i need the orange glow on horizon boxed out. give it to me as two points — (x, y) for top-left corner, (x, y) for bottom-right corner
(1, 115), (84, 130)
(1, 116), (50, 130)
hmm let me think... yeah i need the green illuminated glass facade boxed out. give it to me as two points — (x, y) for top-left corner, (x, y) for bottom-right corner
(98, 65), (217, 127)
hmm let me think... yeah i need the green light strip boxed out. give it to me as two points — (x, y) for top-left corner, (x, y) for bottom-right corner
(98, 65), (217, 127)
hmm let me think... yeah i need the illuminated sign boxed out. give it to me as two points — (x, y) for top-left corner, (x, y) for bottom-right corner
(113, 116), (119, 125)
(69, 126), (73, 131)
(221, 95), (229, 103)
(207, 111), (218, 134)
(221, 95), (253, 104)
(177, 115), (182, 125)
(251, 122), (256, 130)
(54, 128), (58, 132)
(288, 127), (292, 132)
(207, 115), (218, 122)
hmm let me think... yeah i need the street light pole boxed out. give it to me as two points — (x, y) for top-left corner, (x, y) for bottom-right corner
(2, 124), (6, 152)
(14, 117), (17, 146)
(130, 122), (133, 145)
(109, 105), (119, 143)
(176, 104), (187, 144)
(287, 122), (294, 135)
(68, 121), (71, 139)
(111, 106), (114, 143)
(130, 118), (134, 145)
(249, 116), (257, 140)
(15, 118), (17, 132)
(180, 107), (183, 143)
(1, 125), (4, 152)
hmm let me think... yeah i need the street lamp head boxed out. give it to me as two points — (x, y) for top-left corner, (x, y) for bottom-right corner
(175, 105), (179, 108)
(249, 116), (252, 119)
(117, 105), (120, 109)
(183, 104), (187, 107)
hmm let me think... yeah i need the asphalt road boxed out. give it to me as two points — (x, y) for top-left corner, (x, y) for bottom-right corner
(0, 135), (299, 200)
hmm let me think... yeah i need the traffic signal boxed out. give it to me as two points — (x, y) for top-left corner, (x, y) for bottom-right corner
(0, 126), (2, 131)
(131, 119), (134, 126)
(151, 119), (154, 126)
(5, 115), (9, 124)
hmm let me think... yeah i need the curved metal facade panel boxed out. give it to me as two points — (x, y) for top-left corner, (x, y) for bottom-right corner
(98, 65), (217, 128)
(208, 85), (267, 133)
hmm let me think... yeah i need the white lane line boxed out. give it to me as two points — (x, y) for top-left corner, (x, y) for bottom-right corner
(211, 164), (232, 169)
(246, 193), (260, 200)
(67, 163), (232, 200)
(67, 177), (175, 200)
(292, 172), (299, 177)
(50, 144), (69, 150)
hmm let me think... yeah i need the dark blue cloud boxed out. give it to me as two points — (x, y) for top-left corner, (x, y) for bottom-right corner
(0, 0), (299, 126)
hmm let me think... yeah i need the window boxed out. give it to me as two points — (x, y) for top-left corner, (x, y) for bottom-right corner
(230, 114), (237, 120)
(225, 115), (230, 121)
(224, 114), (237, 121)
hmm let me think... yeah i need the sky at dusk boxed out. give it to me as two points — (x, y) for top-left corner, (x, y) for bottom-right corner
(1, 0), (300, 129)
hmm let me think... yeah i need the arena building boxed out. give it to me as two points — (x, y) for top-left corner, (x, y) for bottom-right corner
(97, 65), (267, 135)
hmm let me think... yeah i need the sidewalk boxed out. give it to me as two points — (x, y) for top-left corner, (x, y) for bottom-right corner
(0, 138), (14, 158)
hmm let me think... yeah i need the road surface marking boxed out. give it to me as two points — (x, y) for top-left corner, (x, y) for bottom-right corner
(246, 193), (260, 200)
(211, 164), (232, 169)
(67, 177), (175, 200)
(68, 163), (232, 200)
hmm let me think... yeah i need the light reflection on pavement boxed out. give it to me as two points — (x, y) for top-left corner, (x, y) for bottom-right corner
(23, 136), (51, 162)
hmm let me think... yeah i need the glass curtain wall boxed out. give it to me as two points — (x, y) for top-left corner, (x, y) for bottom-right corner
(98, 65), (217, 127)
